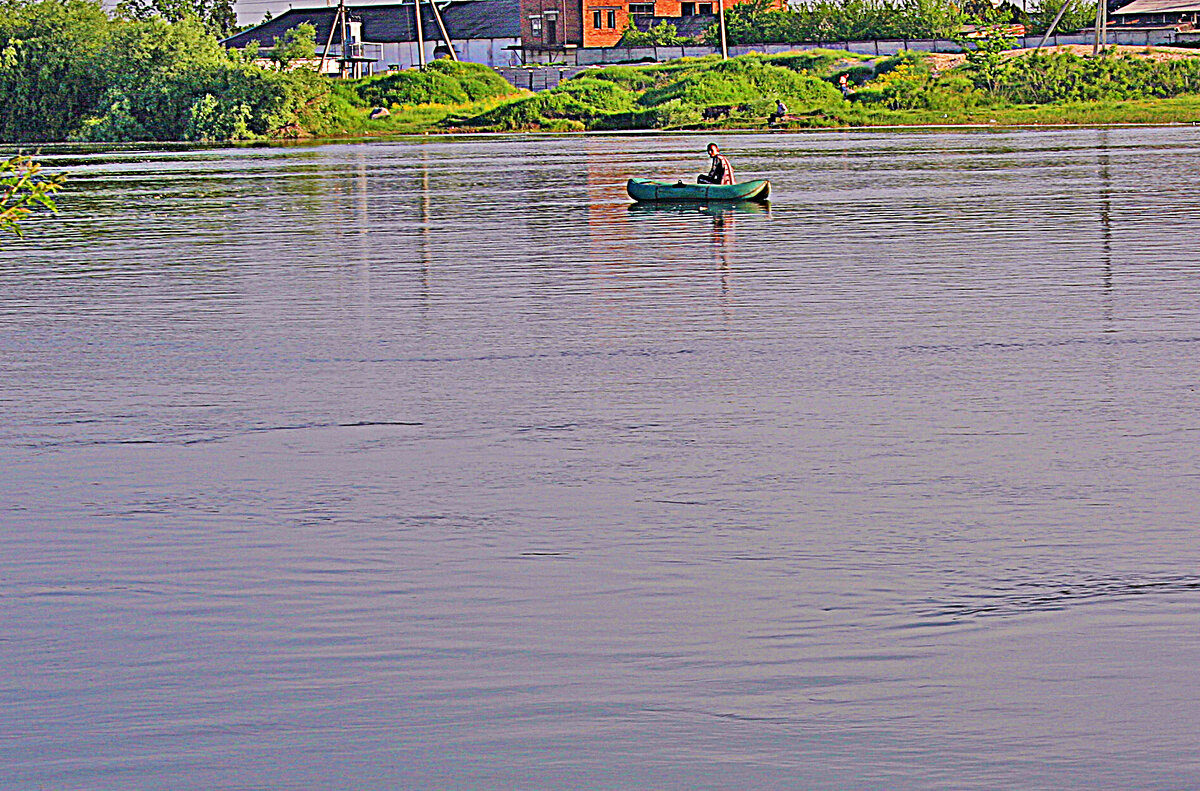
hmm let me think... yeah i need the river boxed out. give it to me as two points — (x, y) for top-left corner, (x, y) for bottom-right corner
(3, 129), (1199, 789)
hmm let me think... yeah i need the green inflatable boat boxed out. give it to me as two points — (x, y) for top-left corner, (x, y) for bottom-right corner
(626, 178), (771, 203)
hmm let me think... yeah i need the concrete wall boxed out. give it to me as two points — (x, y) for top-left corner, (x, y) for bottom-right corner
(374, 38), (521, 71)
(495, 64), (592, 90)
(569, 29), (1180, 66)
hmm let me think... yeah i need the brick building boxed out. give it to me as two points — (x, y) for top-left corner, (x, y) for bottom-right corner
(520, 0), (775, 61)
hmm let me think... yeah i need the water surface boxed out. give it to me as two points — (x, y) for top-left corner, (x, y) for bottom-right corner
(3, 130), (1200, 789)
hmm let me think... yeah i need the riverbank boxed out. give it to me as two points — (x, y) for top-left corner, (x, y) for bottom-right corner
(350, 45), (1200, 137)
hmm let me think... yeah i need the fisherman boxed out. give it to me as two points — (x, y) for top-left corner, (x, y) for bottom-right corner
(697, 142), (734, 185)
(768, 98), (788, 125)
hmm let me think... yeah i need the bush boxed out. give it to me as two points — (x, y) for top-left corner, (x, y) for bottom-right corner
(619, 20), (689, 46)
(466, 77), (637, 130)
(356, 69), (469, 106)
(426, 59), (516, 101)
(355, 60), (515, 108)
(702, 0), (994, 45)
(0, 0), (111, 142)
(993, 50), (1200, 103)
(639, 58), (842, 109)
(651, 98), (700, 127)
(184, 93), (252, 140)
(1, 2), (337, 142)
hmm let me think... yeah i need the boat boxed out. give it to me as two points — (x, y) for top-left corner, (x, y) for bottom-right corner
(626, 178), (771, 203)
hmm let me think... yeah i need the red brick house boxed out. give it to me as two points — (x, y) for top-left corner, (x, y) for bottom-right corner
(520, 0), (775, 60)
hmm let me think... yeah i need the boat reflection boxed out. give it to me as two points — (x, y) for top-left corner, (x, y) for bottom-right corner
(625, 201), (769, 309)
(626, 200), (771, 218)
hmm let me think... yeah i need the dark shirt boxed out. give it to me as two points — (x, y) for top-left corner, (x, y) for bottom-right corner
(707, 153), (734, 185)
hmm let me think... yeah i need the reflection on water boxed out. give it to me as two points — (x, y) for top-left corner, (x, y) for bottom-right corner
(624, 201), (770, 305)
(4, 130), (1200, 790)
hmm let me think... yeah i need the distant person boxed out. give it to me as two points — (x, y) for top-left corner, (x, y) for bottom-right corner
(838, 73), (851, 97)
(698, 143), (734, 185)
(768, 99), (788, 125)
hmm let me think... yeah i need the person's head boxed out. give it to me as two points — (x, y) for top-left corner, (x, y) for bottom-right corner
(707, 143), (719, 156)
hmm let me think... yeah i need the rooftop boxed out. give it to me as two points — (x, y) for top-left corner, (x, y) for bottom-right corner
(223, 0), (520, 48)
(1113, 0), (1200, 14)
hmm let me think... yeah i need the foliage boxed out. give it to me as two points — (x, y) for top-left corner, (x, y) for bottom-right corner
(992, 50), (1200, 103)
(0, 0), (111, 142)
(650, 98), (700, 127)
(959, 29), (1017, 92)
(583, 56), (721, 91)
(0, 1), (335, 142)
(638, 57), (842, 108)
(846, 47), (1200, 115)
(619, 20), (690, 46)
(465, 77), (640, 130)
(1027, 0), (1094, 34)
(1, 155), (63, 237)
(899, 0), (969, 38)
(464, 55), (846, 131)
(77, 18), (332, 141)
(854, 52), (983, 109)
(115, 0), (235, 37)
(704, 0), (970, 45)
(354, 60), (515, 107)
(269, 22), (316, 70)
(428, 59), (517, 101)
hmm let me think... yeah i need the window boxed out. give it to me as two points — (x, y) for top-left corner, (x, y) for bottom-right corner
(606, 9), (616, 26)
(681, 2), (695, 13)
(697, 2), (713, 12)
(544, 12), (557, 43)
(530, 15), (542, 35)
(628, 2), (654, 13)
(593, 9), (602, 27)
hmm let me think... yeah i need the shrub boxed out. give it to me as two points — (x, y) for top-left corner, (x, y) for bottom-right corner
(356, 69), (469, 106)
(465, 77), (638, 129)
(425, 59), (516, 101)
(639, 58), (842, 109)
(354, 60), (516, 108)
(619, 20), (689, 46)
(651, 98), (700, 127)
(184, 93), (252, 140)
(990, 50), (1200, 103)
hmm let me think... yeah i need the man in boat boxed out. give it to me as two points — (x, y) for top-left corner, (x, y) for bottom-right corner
(697, 143), (734, 185)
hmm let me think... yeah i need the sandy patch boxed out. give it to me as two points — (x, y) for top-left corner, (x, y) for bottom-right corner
(922, 43), (1200, 72)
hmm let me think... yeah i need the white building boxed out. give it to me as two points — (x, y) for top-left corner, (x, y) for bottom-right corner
(224, 0), (521, 73)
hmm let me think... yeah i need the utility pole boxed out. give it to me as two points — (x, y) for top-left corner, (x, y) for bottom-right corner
(718, 0), (728, 60)
(339, 0), (350, 77)
(428, 0), (458, 61)
(1035, 0), (1071, 50)
(318, 0), (345, 76)
(1092, 0), (1107, 55)
(414, 0), (427, 67)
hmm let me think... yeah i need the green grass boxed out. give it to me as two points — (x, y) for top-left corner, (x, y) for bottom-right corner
(313, 50), (1200, 137)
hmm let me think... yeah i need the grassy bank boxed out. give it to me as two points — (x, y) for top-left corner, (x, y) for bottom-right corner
(317, 60), (526, 137)
(5, 0), (1200, 144)
(419, 46), (1200, 135)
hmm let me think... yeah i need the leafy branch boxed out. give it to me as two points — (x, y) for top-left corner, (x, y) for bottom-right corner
(1, 155), (65, 237)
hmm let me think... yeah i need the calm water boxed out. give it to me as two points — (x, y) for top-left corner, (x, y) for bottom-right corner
(3, 130), (1200, 789)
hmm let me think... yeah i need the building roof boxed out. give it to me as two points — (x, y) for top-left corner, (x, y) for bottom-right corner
(1113, 0), (1200, 13)
(223, 0), (519, 48)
